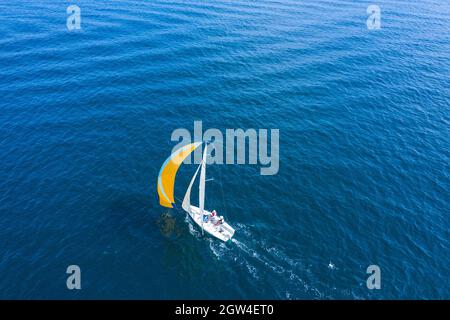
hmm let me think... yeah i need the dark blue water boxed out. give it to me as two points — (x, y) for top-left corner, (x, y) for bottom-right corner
(0, 0), (448, 299)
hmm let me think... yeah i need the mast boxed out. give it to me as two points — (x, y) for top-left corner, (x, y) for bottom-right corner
(199, 144), (208, 235)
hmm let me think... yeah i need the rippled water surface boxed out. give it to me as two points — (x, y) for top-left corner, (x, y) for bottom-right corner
(0, 0), (448, 299)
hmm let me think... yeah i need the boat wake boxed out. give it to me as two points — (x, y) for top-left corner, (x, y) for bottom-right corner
(208, 224), (323, 299)
(185, 215), (202, 239)
(181, 210), (324, 298)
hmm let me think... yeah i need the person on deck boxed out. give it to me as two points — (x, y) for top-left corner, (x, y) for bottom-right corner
(206, 210), (217, 223)
(214, 216), (224, 226)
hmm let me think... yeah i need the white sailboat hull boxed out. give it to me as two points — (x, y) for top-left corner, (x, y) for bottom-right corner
(188, 206), (235, 242)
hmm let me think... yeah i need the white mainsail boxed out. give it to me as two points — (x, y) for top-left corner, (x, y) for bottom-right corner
(181, 161), (201, 213)
(182, 144), (208, 214)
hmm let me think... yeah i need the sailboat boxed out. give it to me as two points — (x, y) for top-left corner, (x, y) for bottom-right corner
(157, 142), (235, 242)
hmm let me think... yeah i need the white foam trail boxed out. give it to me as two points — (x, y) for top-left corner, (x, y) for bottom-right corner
(286, 290), (292, 300)
(208, 239), (229, 260)
(264, 245), (301, 268)
(232, 238), (258, 257)
(244, 260), (259, 279)
(188, 222), (201, 238)
(230, 229), (323, 299)
(235, 223), (251, 237)
(232, 237), (323, 298)
(287, 270), (323, 298)
(232, 238), (285, 274)
(209, 239), (221, 259)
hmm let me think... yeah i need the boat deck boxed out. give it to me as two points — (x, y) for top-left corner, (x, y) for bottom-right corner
(189, 206), (235, 242)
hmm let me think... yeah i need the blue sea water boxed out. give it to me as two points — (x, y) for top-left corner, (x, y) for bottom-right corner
(0, 0), (448, 299)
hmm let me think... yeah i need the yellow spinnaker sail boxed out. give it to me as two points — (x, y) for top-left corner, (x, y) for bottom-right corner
(157, 142), (202, 208)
